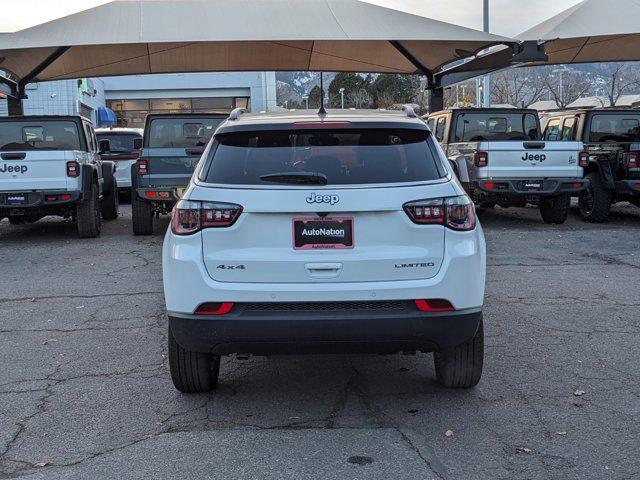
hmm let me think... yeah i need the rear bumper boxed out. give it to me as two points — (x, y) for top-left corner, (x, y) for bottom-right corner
(475, 178), (588, 196)
(615, 180), (640, 194)
(168, 306), (483, 355)
(0, 190), (81, 213)
(135, 187), (180, 202)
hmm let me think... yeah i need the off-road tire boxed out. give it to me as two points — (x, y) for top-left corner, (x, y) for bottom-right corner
(76, 181), (102, 238)
(168, 326), (220, 393)
(8, 216), (26, 225)
(478, 200), (496, 209)
(101, 179), (119, 220)
(132, 191), (154, 235)
(579, 172), (611, 223)
(434, 319), (484, 388)
(539, 193), (570, 224)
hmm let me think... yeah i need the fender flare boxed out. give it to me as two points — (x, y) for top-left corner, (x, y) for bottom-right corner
(80, 164), (98, 202)
(590, 158), (616, 189)
(101, 161), (116, 196)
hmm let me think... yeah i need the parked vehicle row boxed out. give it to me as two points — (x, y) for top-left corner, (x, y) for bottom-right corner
(425, 107), (640, 223)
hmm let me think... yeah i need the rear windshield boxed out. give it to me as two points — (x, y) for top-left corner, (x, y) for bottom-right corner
(454, 112), (539, 142)
(0, 121), (82, 151)
(147, 117), (224, 148)
(96, 132), (141, 152)
(588, 114), (640, 143)
(203, 129), (444, 185)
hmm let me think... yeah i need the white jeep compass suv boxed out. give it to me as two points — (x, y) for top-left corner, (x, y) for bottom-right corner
(163, 107), (486, 393)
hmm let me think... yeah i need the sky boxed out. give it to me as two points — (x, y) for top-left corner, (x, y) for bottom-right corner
(0, 0), (583, 37)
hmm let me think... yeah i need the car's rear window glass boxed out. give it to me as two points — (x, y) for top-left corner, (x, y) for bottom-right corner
(204, 129), (444, 185)
(588, 114), (640, 142)
(0, 121), (82, 151)
(96, 132), (141, 152)
(454, 113), (539, 142)
(147, 118), (224, 148)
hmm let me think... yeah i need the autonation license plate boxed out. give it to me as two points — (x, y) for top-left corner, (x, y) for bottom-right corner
(6, 193), (26, 204)
(293, 217), (354, 250)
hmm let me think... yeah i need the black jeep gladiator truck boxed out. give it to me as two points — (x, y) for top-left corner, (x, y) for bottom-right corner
(543, 109), (640, 222)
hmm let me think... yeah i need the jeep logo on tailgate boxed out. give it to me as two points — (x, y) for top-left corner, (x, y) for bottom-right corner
(306, 193), (339, 205)
(0, 164), (28, 174)
(521, 153), (546, 162)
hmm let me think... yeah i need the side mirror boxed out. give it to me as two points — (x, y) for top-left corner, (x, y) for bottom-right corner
(133, 137), (143, 150)
(99, 139), (110, 154)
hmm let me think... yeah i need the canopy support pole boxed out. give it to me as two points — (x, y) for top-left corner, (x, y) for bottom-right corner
(429, 87), (444, 112)
(4, 46), (70, 116)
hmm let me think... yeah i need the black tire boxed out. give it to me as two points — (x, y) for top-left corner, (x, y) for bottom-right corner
(168, 326), (220, 393)
(478, 200), (496, 209)
(101, 178), (119, 220)
(629, 196), (640, 208)
(132, 191), (154, 235)
(434, 319), (484, 388)
(76, 181), (102, 238)
(8, 216), (25, 225)
(539, 193), (570, 224)
(579, 172), (611, 223)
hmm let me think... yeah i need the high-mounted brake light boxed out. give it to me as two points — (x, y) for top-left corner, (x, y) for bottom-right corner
(194, 302), (234, 315)
(579, 151), (590, 168)
(293, 122), (352, 128)
(66, 161), (80, 178)
(404, 196), (476, 231)
(623, 152), (638, 168)
(137, 158), (149, 175)
(171, 200), (243, 235)
(474, 151), (488, 167)
(415, 299), (455, 312)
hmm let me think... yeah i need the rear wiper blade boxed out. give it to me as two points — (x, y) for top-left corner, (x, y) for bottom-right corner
(259, 172), (328, 186)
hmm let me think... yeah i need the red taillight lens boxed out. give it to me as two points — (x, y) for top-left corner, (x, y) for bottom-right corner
(66, 161), (80, 177)
(579, 151), (590, 168)
(171, 200), (242, 235)
(404, 196), (476, 231)
(415, 299), (455, 312)
(474, 151), (488, 167)
(137, 159), (148, 175)
(194, 302), (234, 315)
(623, 152), (638, 168)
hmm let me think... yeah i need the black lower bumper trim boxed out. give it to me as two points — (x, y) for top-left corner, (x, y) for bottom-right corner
(476, 178), (587, 196)
(0, 190), (81, 212)
(168, 308), (483, 355)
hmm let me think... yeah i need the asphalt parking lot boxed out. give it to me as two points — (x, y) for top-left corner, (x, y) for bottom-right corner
(1, 203), (639, 480)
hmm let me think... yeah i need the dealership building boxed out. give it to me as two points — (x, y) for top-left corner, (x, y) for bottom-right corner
(0, 72), (277, 125)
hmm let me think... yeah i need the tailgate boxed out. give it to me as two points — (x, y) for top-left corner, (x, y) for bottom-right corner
(0, 151), (70, 191)
(140, 147), (203, 188)
(480, 141), (583, 178)
(197, 183), (457, 284)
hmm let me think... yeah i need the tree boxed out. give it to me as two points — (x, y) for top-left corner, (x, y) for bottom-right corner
(307, 85), (323, 110)
(328, 73), (373, 108)
(543, 66), (591, 109)
(593, 63), (640, 106)
(491, 68), (548, 108)
(372, 74), (420, 109)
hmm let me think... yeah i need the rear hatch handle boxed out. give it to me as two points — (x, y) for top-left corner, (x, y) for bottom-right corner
(523, 142), (545, 150)
(305, 263), (343, 279)
(185, 147), (206, 156)
(1, 153), (26, 160)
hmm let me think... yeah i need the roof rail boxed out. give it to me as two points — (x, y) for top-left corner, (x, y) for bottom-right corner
(402, 105), (417, 118)
(228, 108), (248, 121)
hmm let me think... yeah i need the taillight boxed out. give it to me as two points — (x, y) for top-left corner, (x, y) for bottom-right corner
(404, 196), (476, 231)
(194, 302), (234, 315)
(623, 152), (638, 168)
(579, 151), (590, 168)
(171, 200), (242, 235)
(137, 158), (148, 175)
(66, 161), (80, 177)
(415, 299), (455, 312)
(474, 151), (488, 167)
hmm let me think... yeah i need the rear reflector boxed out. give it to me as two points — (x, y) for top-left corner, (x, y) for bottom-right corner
(414, 299), (455, 312)
(571, 182), (583, 189)
(194, 302), (234, 315)
(60, 194), (71, 201)
(484, 182), (495, 190)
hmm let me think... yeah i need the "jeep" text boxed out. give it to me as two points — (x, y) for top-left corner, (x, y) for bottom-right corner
(0, 164), (28, 174)
(521, 153), (546, 162)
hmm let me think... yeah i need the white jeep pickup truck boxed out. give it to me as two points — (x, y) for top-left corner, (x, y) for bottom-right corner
(425, 108), (588, 224)
(0, 115), (118, 237)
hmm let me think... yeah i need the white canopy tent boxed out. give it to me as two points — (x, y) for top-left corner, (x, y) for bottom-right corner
(0, 0), (516, 114)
